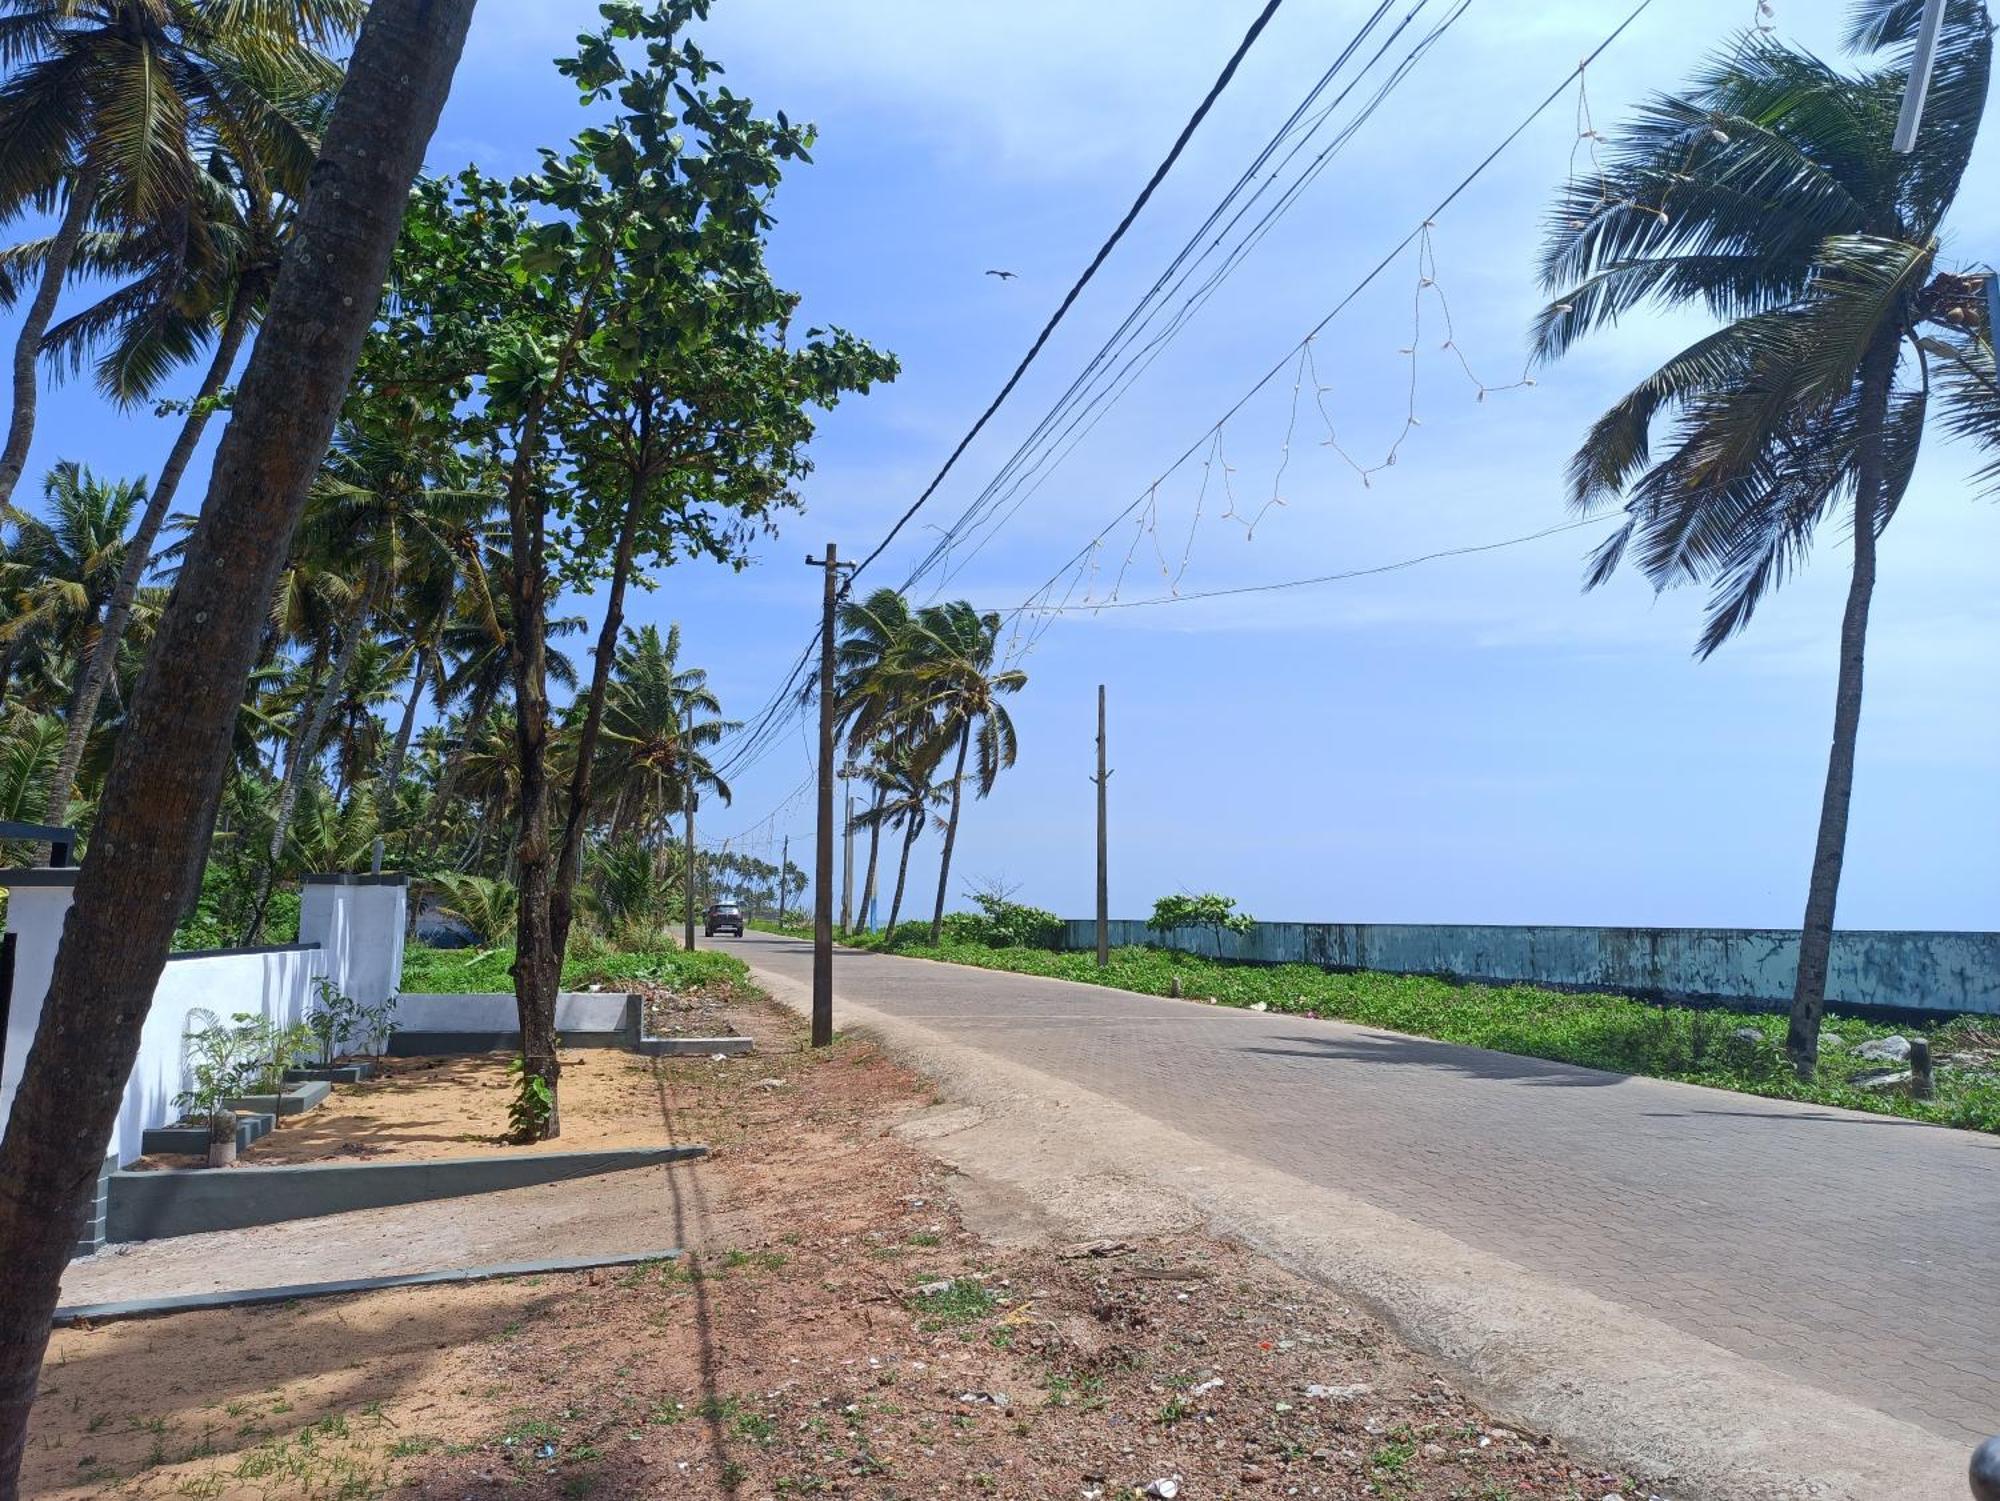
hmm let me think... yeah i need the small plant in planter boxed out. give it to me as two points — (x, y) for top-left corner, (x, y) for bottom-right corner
(359, 994), (400, 1060)
(308, 977), (361, 1067)
(175, 1019), (254, 1168)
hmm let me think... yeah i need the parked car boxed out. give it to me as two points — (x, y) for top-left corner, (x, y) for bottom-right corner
(704, 901), (745, 937)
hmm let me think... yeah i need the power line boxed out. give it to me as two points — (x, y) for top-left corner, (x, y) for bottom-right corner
(1001, 0), (1660, 624)
(910, 0), (1479, 600)
(848, 0), (1293, 584)
(714, 0), (1659, 779)
(715, 0), (1434, 779)
(997, 515), (1616, 613)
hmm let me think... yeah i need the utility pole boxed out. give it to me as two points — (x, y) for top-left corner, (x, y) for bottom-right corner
(1892, 0), (1948, 153)
(838, 764), (858, 933)
(776, 833), (790, 929)
(1091, 683), (1110, 967)
(806, 543), (847, 1047)
(682, 697), (697, 952)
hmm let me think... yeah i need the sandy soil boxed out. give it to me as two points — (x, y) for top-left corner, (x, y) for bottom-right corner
(26, 987), (1636, 1500)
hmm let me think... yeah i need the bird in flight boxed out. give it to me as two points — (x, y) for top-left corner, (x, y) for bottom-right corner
(984, 268), (1018, 281)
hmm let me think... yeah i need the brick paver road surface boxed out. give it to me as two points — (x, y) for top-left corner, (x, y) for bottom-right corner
(718, 929), (1999, 1446)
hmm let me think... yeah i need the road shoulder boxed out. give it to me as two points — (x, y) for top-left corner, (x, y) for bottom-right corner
(742, 942), (1968, 1501)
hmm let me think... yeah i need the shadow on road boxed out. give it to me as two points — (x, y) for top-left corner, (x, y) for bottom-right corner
(1239, 1030), (1622, 1088)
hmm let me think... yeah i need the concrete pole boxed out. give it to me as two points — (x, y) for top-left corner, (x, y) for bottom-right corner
(682, 698), (697, 953)
(809, 544), (840, 1047)
(776, 833), (790, 929)
(1891, 0), (1948, 153)
(840, 788), (855, 933)
(1093, 684), (1110, 968)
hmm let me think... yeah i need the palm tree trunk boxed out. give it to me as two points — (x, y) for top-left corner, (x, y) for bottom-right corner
(858, 786), (885, 931)
(43, 289), (260, 837)
(929, 724), (972, 944)
(245, 604), (367, 942)
(0, 5), (475, 1490)
(376, 641), (431, 829)
(1787, 333), (1897, 1079)
(888, 814), (920, 934)
(0, 165), (102, 512)
(426, 674), (493, 829)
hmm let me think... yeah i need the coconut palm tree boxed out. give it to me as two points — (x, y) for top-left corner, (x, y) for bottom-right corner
(0, 463), (139, 737)
(855, 746), (946, 937)
(834, 587), (934, 933)
(907, 601), (1025, 945)
(241, 415), (496, 934)
(0, 0), (360, 509)
(27, 155), (300, 832)
(1533, 0), (1992, 1077)
(594, 623), (736, 842)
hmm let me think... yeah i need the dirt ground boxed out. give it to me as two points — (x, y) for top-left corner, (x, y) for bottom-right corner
(27, 984), (1637, 1500)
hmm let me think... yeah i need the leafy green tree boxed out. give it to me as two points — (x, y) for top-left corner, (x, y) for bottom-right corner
(372, 3), (893, 1137)
(1533, 0), (1992, 1076)
(1148, 893), (1256, 951)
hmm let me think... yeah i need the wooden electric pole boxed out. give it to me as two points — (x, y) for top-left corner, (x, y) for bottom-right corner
(806, 544), (846, 1047)
(1092, 683), (1110, 967)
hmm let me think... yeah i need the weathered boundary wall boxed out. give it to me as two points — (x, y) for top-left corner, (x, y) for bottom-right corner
(1059, 919), (2000, 1016)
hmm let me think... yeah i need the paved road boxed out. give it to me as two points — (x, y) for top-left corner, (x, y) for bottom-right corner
(716, 929), (1998, 1446)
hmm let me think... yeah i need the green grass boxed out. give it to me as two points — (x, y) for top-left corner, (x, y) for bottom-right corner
(906, 1277), (996, 1328)
(850, 935), (2000, 1134)
(399, 943), (750, 995)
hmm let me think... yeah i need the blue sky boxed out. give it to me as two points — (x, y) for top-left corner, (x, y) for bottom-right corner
(12, 0), (1998, 929)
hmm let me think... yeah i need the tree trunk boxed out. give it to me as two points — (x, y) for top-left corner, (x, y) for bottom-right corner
(498, 259), (610, 1142)
(245, 593), (369, 943)
(0, 165), (101, 512)
(1787, 333), (1897, 1080)
(887, 814), (920, 934)
(376, 641), (431, 830)
(549, 460), (646, 963)
(426, 673), (493, 831)
(857, 786), (884, 931)
(0, 5), (475, 1493)
(929, 724), (971, 944)
(44, 289), (260, 836)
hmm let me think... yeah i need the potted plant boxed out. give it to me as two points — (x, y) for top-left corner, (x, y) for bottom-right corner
(307, 978), (360, 1068)
(359, 994), (400, 1060)
(175, 1019), (252, 1168)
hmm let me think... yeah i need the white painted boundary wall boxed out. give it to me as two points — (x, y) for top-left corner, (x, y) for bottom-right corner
(393, 991), (631, 1034)
(1, 871), (409, 1167)
(300, 874), (405, 1008)
(114, 946), (325, 1164)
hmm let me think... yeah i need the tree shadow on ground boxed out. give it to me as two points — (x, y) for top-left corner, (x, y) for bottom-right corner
(1237, 1030), (1626, 1088)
